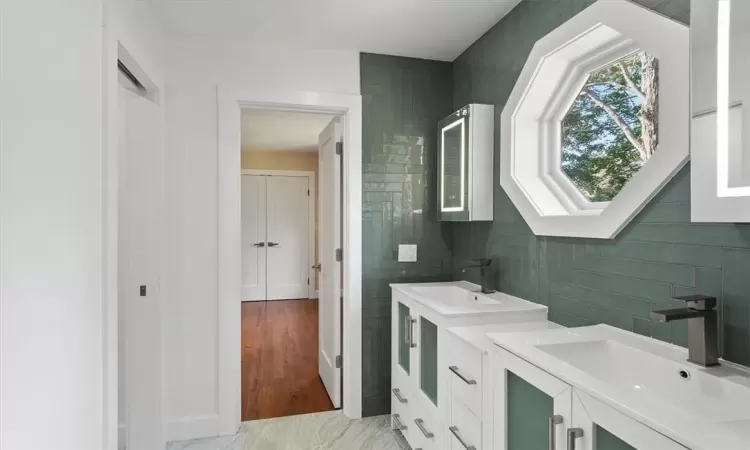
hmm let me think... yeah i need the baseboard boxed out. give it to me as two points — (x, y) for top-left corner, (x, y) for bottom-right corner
(166, 414), (221, 443)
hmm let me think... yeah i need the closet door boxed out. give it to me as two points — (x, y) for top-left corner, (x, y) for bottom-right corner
(266, 175), (310, 300)
(241, 175), (267, 301)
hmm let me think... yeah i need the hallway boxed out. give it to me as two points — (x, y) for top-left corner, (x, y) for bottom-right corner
(241, 299), (334, 421)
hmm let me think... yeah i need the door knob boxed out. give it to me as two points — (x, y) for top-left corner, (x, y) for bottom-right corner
(253, 242), (265, 247)
(312, 263), (321, 271)
(267, 242), (279, 247)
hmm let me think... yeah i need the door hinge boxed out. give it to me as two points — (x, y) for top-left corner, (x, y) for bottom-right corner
(335, 248), (343, 262)
(335, 141), (343, 156)
(307, 189), (310, 196)
(307, 277), (310, 285)
(335, 354), (342, 369)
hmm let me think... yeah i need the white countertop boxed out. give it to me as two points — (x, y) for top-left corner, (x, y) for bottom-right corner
(489, 324), (750, 450)
(448, 321), (564, 352)
(390, 281), (548, 318)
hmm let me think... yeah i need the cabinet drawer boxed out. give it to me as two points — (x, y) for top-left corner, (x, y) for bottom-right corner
(450, 401), (482, 450)
(411, 410), (443, 450)
(391, 386), (412, 445)
(448, 333), (483, 417)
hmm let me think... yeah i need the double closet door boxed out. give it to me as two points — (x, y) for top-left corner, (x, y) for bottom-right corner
(242, 173), (311, 301)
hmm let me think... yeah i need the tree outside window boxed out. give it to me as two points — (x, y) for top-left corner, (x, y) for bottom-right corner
(561, 51), (659, 202)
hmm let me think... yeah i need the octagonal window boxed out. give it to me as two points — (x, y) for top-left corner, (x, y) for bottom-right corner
(561, 51), (660, 202)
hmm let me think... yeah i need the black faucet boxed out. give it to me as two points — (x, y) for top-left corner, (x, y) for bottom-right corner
(463, 258), (495, 294)
(650, 295), (720, 367)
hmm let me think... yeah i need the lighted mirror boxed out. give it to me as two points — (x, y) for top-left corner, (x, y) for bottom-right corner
(691, 0), (750, 222)
(500, 0), (688, 239)
(441, 118), (465, 212)
(562, 51), (660, 202)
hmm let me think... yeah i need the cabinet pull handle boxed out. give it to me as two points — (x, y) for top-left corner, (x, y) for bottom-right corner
(549, 415), (563, 450)
(404, 317), (410, 346)
(414, 418), (434, 439)
(391, 388), (408, 403)
(449, 366), (477, 385)
(567, 428), (583, 450)
(449, 426), (476, 450)
(409, 317), (417, 348)
(392, 414), (407, 431)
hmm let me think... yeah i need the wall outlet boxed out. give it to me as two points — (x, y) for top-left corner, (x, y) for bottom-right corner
(398, 244), (418, 262)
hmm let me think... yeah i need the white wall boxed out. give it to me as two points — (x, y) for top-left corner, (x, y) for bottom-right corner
(163, 37), (359, 441)
(0, 1), (105, 449)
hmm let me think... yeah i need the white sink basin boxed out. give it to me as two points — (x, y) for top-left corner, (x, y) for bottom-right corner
(391, 281), (547, 317)
(489, 325), (750, 450)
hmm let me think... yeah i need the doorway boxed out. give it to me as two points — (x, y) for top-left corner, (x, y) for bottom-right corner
(239, 109), (343, 422)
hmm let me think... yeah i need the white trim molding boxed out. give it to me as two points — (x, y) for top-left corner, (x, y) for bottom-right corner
(500, 0), (690, 239)
(240, 169), (317, 299)
(217, 87), (363, 436)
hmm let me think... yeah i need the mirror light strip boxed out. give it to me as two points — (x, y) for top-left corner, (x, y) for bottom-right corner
(716, 0), (750, 197)
(440, 118), (466, 212)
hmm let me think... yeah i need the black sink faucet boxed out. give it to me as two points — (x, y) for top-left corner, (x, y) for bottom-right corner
(462, 258), (495, 294)
(650, 295), (720, 367)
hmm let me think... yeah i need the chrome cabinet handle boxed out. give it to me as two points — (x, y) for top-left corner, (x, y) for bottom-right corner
(267, 242), (279, 247)
(567, 428), (583, 450)
(312, 263), (321, 270)
(253, 242), (265, 247)
(409, 317), (417, 348)
(392, 414), (407, 431)
(549, 415), (563, 450)
(449, 426), (476, 450)
(404, 316), (411, 346)
(414, 418), (434, 439)
(391, 388), (408, 403)
(449, 366), (477, 385)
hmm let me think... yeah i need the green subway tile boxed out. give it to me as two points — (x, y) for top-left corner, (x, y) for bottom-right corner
(597, 241), (723, 269)
(578, 256), (695, 287)
(622, 223), (750, 248)
(721, 249), (750, 366)
(554, 282), (651, 318)
(636, 202), (691, 223)
(572, 270), (672, 302)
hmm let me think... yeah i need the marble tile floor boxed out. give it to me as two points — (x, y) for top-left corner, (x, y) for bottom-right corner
(166, 411), (410, 450)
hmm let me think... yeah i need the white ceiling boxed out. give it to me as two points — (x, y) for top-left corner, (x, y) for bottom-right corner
(241, 109), (336, 152)
(150, 0), (523, 61)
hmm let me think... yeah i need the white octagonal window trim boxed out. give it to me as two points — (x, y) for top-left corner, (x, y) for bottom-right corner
(500, 0), (689, 239)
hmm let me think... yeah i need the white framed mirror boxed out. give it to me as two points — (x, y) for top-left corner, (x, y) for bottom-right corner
(500, 0), (689, 238)
(691, 0), (750, 222)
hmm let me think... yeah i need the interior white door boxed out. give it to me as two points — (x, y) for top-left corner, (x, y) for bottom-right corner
(118, 74), (163, 450)
(241, 175), (267, 301)
(318, 117), (343, 408)
(266, 175), (310, 300)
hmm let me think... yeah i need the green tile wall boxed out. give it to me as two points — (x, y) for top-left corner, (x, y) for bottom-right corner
(360, 53), (454, 416)
(451, 0), (750, 367)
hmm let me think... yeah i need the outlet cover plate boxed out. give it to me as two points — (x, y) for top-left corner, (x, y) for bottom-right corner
(398, 244), (418, 262)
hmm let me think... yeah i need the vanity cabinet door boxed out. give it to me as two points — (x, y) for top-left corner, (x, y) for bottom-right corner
(419, 315), (439, 407)
(571, 390), (688, 450)
(493, 347), (572, 450)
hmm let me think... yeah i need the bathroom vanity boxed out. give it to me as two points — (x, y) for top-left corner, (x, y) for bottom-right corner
(489, 325), (750, 450)
(390, 281), (549, 450)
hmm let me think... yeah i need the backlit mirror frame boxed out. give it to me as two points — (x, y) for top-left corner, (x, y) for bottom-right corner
(500, 0), (689, 238)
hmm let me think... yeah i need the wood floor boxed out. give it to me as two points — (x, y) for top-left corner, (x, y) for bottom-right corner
(241, 299), (334, 421)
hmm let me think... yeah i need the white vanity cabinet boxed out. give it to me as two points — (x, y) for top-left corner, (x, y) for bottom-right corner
(491, 345), (688, 450)
(437, 104), (494, 222)
(446, 322), (563, 450)
(390, 282), (549, 450)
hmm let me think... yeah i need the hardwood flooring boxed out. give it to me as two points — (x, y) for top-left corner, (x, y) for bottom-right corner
(241, 299), (334, 421)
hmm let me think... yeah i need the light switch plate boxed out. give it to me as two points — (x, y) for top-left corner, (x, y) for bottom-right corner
(398, 244), (418, 262)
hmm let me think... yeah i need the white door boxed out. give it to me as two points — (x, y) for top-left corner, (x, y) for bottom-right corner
(241, 175), (267, 301)
(266, 175), (310, 300)
(118, 73), (163, 449)
(318, 117), (343, 408)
